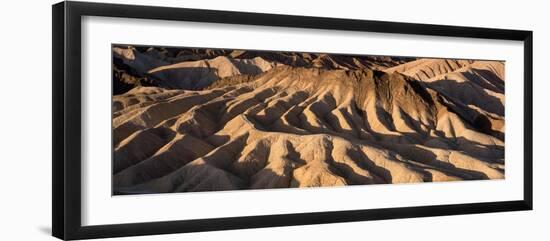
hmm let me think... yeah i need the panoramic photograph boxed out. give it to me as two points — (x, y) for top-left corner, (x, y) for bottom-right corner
(111, 45), (505, 195)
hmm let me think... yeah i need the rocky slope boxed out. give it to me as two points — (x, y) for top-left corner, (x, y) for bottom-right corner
(112, 46), (413, 93)
(386, 58), (505, 138)
(112, 51), (505, 194)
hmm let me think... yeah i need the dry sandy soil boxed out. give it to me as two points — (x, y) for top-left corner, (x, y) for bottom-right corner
(112, 46), (505, 194)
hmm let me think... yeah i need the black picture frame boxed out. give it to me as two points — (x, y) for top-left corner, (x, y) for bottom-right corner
(52, 1), (533, 240)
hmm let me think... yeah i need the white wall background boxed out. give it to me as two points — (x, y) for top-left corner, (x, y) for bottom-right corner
(0, 0), (547, 240)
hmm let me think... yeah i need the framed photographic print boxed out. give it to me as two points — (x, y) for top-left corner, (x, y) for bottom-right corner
(52, 1), (533, 240)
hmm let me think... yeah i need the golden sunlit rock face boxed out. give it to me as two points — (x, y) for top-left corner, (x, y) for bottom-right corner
(112, 45), (505, 195)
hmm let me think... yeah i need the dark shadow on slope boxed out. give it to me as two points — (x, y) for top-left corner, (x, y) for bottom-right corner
(425, 78), (504, 117)
(113, 57), (165, 94)
(113, 126), (176, 174)
(149, 66), (220, 90)
(463, 68), (504, 94)
(382, 141), (491, 180)
(422, 87), (505, 141)
(249, 141), (308, 189)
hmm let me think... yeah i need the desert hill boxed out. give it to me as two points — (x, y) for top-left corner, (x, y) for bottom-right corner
(386, 58), (505, 138)
(136, 46), (413, 68)
(146, 56), (278, 90)
(112, 52), (505, 194)
(112, 46), (414, 94)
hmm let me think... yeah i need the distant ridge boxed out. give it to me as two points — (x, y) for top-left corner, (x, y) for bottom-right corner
(112, 46), (415, 94)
